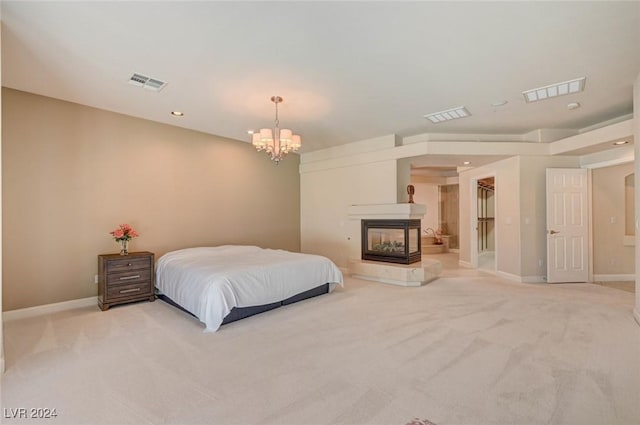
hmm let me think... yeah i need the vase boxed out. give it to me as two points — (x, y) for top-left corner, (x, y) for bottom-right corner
(119, 239), (129, 256)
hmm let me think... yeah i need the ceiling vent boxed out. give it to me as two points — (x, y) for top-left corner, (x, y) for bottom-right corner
(128, 73), (167, 91)
(522, 77), (585, 103)
(424, 106), (471, 124)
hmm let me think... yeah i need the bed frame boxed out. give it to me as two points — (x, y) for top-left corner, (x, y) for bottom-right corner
(157, 283), (331, 326)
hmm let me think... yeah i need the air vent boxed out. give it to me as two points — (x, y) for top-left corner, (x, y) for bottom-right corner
(522, 77), (585, 103)
(424, 106), (471, 124)
(128, 73), (167, 91)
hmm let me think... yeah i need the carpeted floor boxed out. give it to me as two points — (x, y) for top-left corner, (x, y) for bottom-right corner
(2, 267), (639, 425)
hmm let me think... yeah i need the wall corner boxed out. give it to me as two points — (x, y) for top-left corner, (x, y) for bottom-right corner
(634, 71), (640, 326)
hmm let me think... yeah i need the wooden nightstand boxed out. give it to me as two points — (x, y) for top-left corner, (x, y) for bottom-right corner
(98, 251), (155, 311)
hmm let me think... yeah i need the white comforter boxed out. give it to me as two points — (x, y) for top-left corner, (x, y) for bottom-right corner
(155, 246), (343, 331)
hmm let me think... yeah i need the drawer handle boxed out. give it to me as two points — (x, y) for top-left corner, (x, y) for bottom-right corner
(120, 288), (141, 294)
(119, 275), (141, 281)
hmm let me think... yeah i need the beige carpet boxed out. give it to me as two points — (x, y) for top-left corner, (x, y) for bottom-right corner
(2, 272), (639, 425)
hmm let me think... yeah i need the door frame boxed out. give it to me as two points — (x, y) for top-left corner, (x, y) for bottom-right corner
(470, 173), (497, 269)
(581, 156), (635, 283)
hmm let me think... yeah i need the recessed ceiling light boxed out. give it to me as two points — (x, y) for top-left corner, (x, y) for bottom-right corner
(522, 77), (586, 103)
(613, 140), (629, 146)
(491, 100), (508, 107)
(424, 106), (471, 123)
(567, 102), (580, 110)
(247, 130), (255, 135)
(463, 161), (471, 165)
(171, 111), (184, 117)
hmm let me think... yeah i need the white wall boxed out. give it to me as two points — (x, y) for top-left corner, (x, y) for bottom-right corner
(459, 155), (579, 280)
(301, 121), (635, 285)
(0, 16), (4, 373)
(301, 159), (398, 268)
(519, 156), (581, 280)
(459, 157), (521, 276)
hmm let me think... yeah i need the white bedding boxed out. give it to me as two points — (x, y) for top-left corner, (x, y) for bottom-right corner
(155, 246), (343, 331)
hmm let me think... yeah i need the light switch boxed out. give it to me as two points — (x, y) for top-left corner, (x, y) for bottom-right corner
(610, 216), (616, 224)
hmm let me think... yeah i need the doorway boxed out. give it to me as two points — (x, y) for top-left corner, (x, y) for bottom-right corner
(472, 176), (496, 271)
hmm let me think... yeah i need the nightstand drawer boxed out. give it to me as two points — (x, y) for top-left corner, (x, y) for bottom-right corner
(106, 257), (151, 273)
(106, 268), (151, 285)
(106, 281), (152, 300)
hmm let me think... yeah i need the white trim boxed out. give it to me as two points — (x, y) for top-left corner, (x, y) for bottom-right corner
(522, 275), (547, 283)
(351, 274), (423, 287)
(623, 235), (635, 246)
(588, 168), (594, 284)
(458, 260), (473, 268)
(3, 296), (97, 322)
(347, 203), (426, 220)
(593, 274), (636, 282)
(550, 119), (634, 155)
(496, 270), (522, 282)
(634, 309), (640, 327)
(0, 356), (4, 374)
(582, 156), (634, 170)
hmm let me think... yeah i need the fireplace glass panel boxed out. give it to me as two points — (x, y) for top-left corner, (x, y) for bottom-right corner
(409, 228), (419, 254)
(361, 219), (421, 264)
(367, 228), (406, 255)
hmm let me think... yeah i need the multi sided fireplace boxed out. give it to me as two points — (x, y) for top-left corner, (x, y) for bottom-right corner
(361, 219), (421, 264)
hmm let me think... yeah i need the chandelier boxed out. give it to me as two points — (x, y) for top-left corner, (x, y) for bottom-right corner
(252, 96), (301, 164)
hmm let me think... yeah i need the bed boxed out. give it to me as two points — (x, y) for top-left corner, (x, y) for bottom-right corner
(155, 245), (344, 331)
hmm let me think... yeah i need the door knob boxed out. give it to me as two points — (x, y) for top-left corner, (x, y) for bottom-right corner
(549, 230), (560, 235)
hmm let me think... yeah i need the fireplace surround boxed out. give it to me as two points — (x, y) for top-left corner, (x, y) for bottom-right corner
(361, 219), (421, 264)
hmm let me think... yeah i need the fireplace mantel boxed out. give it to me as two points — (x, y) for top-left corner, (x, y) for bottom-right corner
(348, 203), (426, 220)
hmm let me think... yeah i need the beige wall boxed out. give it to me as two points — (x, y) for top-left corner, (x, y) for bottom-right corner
(592, 162), (635, 277)
(634, 72), (640, 323)
(410, 182), (439, 232)
(2, 88), (301, 311)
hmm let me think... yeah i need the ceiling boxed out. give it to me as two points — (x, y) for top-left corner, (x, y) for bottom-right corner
(1, 1), (639, 154)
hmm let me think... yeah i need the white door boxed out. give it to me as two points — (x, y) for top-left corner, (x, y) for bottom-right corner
(546, 168), (589, 283)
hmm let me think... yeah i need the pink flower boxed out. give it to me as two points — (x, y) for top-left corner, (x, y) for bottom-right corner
(109, 224), (140, 241)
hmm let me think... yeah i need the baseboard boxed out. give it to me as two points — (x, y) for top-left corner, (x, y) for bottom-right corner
(522, 275), (547, 283)
(634, 309), (640, 327)
(496, 270), (522, 282)
(3, 296), (97, 322)
(458, 260), (473, 268)
(339, 266), (350, 276)
(593, 274), (635, 282)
